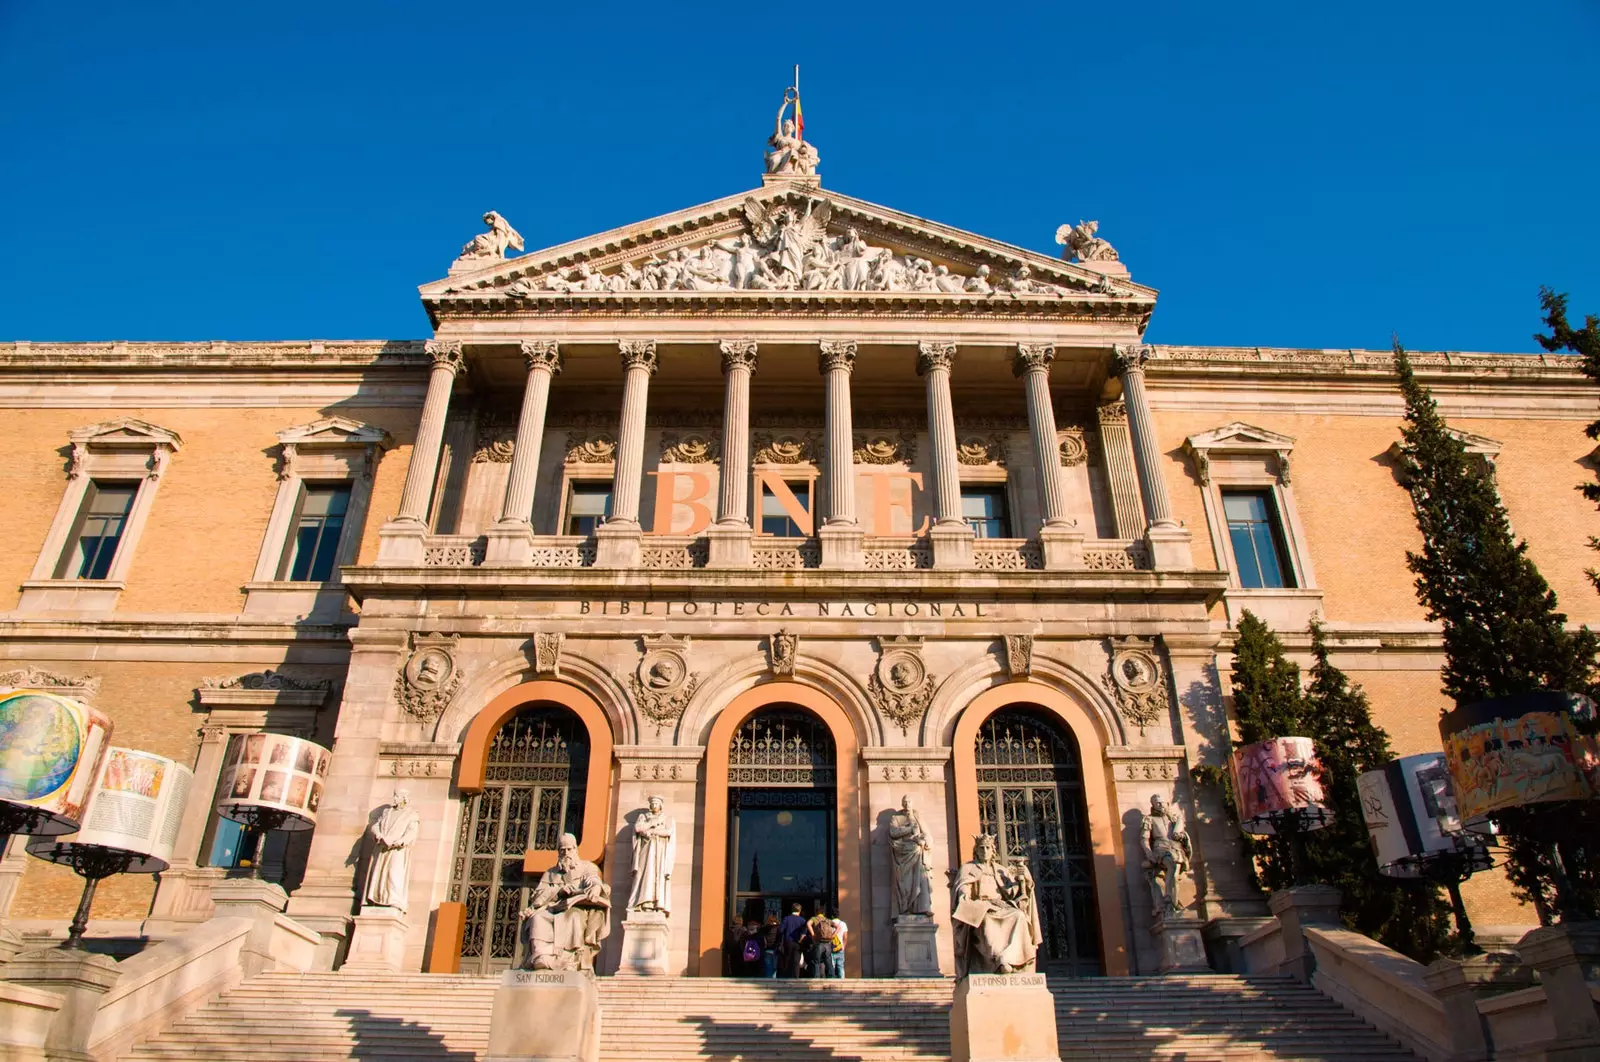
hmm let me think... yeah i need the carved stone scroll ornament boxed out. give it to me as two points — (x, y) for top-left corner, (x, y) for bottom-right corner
(473, 409), (517, 463)
(629, 635), (700, 728)
(200, 670), (330, 692)
(869, 636), (936, 735)
(854, 431), (917, 465)
(752, 431), (819, 465)
(393, 636), (462, 722)
(566, 430), (617, 464)
(532, 632), (562, 677)
(0, 667), (102, 696)
(660, 432), (721, 464)
(1102, 637), (1170, 736)
(1002, 634), (1034, 678)
(957, 434), (1007, 467)
(769, 630), (798, 676)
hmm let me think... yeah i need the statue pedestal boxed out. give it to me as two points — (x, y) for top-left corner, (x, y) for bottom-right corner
(486, 969), (600, 1062)
(893, 916), (940, 977)
(951, 973), (1059, 1062)
(342, 906), (408, 973)
(616, 912), (670, 977)
(1151, 912), (1210, 973)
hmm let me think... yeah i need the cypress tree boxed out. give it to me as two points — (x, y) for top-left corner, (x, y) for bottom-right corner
(1391, 340), (1600, 920)
(1534, 287), (1600, 589)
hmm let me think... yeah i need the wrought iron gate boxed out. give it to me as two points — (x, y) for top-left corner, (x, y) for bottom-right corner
(448, 707), (588, 974)
(974, 708), (1101, 975)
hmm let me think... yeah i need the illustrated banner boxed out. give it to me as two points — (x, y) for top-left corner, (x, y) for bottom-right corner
(28, 747), (194, 873)
(216, 733), (331, 829)
(0, 688), (113, 834)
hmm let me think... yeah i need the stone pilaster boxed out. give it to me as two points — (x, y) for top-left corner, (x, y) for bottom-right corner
(708, 340), (757, 568)
(484, 341), (561, 565)
(378, 339), (463, 565)
(860, 747), (955, 978)
(1113, 344), (1192, 569)
(818, 340), (863, 568)
(605, 746), (705, 976)
(918, 341), (973, 569)
(596, 340), (656, 567)
(1096, 401), (1145, 539)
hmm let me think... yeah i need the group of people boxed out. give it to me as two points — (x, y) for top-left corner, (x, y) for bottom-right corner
(725, 904), (848, 979)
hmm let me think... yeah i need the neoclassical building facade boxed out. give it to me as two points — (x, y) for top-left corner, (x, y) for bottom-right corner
(2, 163), (1596, 979)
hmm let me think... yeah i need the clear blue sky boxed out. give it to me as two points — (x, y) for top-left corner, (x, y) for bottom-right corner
(2, 2), (1596, 351)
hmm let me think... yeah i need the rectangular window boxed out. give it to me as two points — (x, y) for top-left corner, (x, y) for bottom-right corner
(279, 482), (352, 582)
(961, 486), (1011, 539)
(761, 480), (812, 537)
(55, 480), (139, 580)
(565, 482), (612, 536)
(1223, 489), (1294, 588)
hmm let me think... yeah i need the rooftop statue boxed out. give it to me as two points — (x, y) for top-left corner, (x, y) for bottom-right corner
(1056, 219), (1119, 263)
(765, 87), (819, 176)
(458, 210), (524, 263)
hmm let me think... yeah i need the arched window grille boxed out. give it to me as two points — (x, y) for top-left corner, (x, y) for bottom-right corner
(728, 708), (835, 787)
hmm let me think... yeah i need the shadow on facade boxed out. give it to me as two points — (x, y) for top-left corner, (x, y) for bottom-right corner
(337, 1008), (479, 1062)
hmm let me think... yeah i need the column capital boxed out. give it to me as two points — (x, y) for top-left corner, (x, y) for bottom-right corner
(1111, 343), (1154, 377)
(819, 340), (857, 374)
(719, 339), (759, 374)
(1097, 400), (1128, 424)
(915, 341), (957, 376)
(619, 340), (658, 374)
(1012, 343), (1055, 377)
(520, 340), (562, 375)
(424, 339), (465, 374)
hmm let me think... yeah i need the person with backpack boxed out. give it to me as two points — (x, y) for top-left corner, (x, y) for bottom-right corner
(739, 918), (763, 975)
(806, 910), (835, 979)
(827, 911), (848, 978)
(759, 914), (783, 978)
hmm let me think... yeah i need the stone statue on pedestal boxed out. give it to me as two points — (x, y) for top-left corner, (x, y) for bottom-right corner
(458, 210), (524, 263)
(625, 796), (677, 915)
(887, 795), (934, 919)
(1140, 794), (1193, 917)
(363, 789), (420, 913)
(519, 833), (611, 972)
(951, 834), (1042, 977)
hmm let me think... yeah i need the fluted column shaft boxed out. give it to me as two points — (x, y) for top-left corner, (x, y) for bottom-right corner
(1014, 344), (1071, 528)
(1114, 345), (1176, 527)
(820, 341), (858, 526)
(609, 341), (658, 528)
(498, 342), (562, 524)
(918, 342), (963, 526)
(717, 341), (758, 525)
(397, 340), (465, 523)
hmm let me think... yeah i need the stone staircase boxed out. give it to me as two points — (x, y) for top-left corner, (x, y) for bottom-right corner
(119, 971), (1418, 1062)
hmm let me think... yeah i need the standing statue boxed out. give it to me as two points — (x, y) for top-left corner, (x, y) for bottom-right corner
(458, 210), (525, 262)
(764, 88), (820, 176)
(887, 795), (934, 919)
(1055, 219), (1119, 263)
(519, 833), (611, 971)
(625, 796), (677, 915)
(363, 789), (421, 913)
(951, 834), (1043, 977)
(1140, 794), (1193, 917)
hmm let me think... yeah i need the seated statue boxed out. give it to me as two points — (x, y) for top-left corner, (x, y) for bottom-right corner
(518, 832), (611, 971)
(951, 833), (1042, 977)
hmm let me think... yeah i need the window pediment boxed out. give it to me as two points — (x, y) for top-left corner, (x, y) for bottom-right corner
(1183, 422), (1296, 486)
(68, 417), (184, 450)
(1385, 428), (1503, 470)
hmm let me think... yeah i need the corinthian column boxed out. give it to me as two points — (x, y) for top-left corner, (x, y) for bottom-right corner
(919, 341), (973, 569)
(596, 340), (656, 567)
(1113, 344), (1191, 568)
(1014, 344), (1082, 569)
(716, 340), (758, 525)
(379, 339), (463, 564)
(484, 341), (561, 565)
(818, 340), (864, 568)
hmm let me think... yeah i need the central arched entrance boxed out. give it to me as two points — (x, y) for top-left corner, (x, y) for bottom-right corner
(727, 708), (837, 926)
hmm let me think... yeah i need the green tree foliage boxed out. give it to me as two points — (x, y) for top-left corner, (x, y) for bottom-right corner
(1392, 340), (1600, 920)
(1222, 610), (1452, 958)
(1535, 287), (1600, 590)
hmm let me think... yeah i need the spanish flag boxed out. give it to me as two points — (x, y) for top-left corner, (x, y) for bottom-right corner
(793, 65), (804, 140)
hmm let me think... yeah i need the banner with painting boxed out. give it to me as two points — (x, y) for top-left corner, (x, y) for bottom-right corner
(0, 688), (114, 834)
(215, 733), (330, 829)
(1440, 691), (1600, 831)
(27, 747), (194, 872)
(1229, 735), (1333, 835)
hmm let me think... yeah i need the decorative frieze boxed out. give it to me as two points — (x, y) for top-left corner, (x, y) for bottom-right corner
(869, 636), (936, 735)
(956, 434), (1007, 466)
(393, 634), (462, 722)
(854, 431), (917, 465)
(752, 431), (819, 464)
(473, 409), (517, 463)
(1105, 744), (1188, 783)
(565, 430), (617, 464)
(630, 635), (700, 727)
(200, 670), (330, 693)
(0, 667), (101, 697)
(660, 431), (720, 463)
(973, 540), (1044, 570)
(380, 742), (460, 779)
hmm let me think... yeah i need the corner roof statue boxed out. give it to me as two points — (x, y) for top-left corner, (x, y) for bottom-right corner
(765, 68), (819, 177)
(458, 210), (524, 263)
(1056, 219), (1119, 263)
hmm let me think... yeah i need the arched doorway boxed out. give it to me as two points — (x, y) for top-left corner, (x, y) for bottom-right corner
(974, 707), (1100, 975)
(727, 707), (837, 928)
(447, 705), (589, 974)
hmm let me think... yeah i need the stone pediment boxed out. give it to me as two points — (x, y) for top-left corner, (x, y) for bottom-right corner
(69, 417), (184, 450)
(420, 186), (1157, 319)
(1184, 423), (1297, 453)
(277, 417), (393, 449)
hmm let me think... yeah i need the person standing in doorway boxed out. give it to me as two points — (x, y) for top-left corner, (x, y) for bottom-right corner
(760, 914), (782, 978)
(828, 911), (848, 978)
(779, 902), (809, 977)
(807, 909), (835, 979)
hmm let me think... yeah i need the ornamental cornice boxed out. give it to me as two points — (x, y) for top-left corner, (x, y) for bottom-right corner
(0, 340), (430, 373)
(1145, 345), (1584, 380)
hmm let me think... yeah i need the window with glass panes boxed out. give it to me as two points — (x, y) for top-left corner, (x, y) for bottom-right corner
(278, 482), (351, 582)
(761, 480), (811, 537)
(55, 480), (139, 580)
(961, 485), (1011, 539)
(1222, 489), (1294, 588)
(564, 482), (611, 536)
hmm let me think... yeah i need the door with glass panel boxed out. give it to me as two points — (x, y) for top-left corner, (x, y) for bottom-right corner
(448, 707), (588, 974)
(974, 708), (1102, 975)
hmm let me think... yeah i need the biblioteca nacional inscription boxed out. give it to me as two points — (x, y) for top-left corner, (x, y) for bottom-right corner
(578, 600), (993, 618)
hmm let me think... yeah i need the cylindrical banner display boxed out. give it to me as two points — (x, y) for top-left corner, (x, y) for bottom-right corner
(1230, 736), (1333, 835)
(26, 747), (195, 873)
(0, 689), (114, 835)
(1358, 752), (1485, 876)
(215, 733), (330, 830)
(1439, 691), (1600, 832)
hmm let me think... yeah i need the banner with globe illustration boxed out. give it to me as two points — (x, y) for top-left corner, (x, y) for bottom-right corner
(0, 689), (114, 834)
(27, 747), (196, 873)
